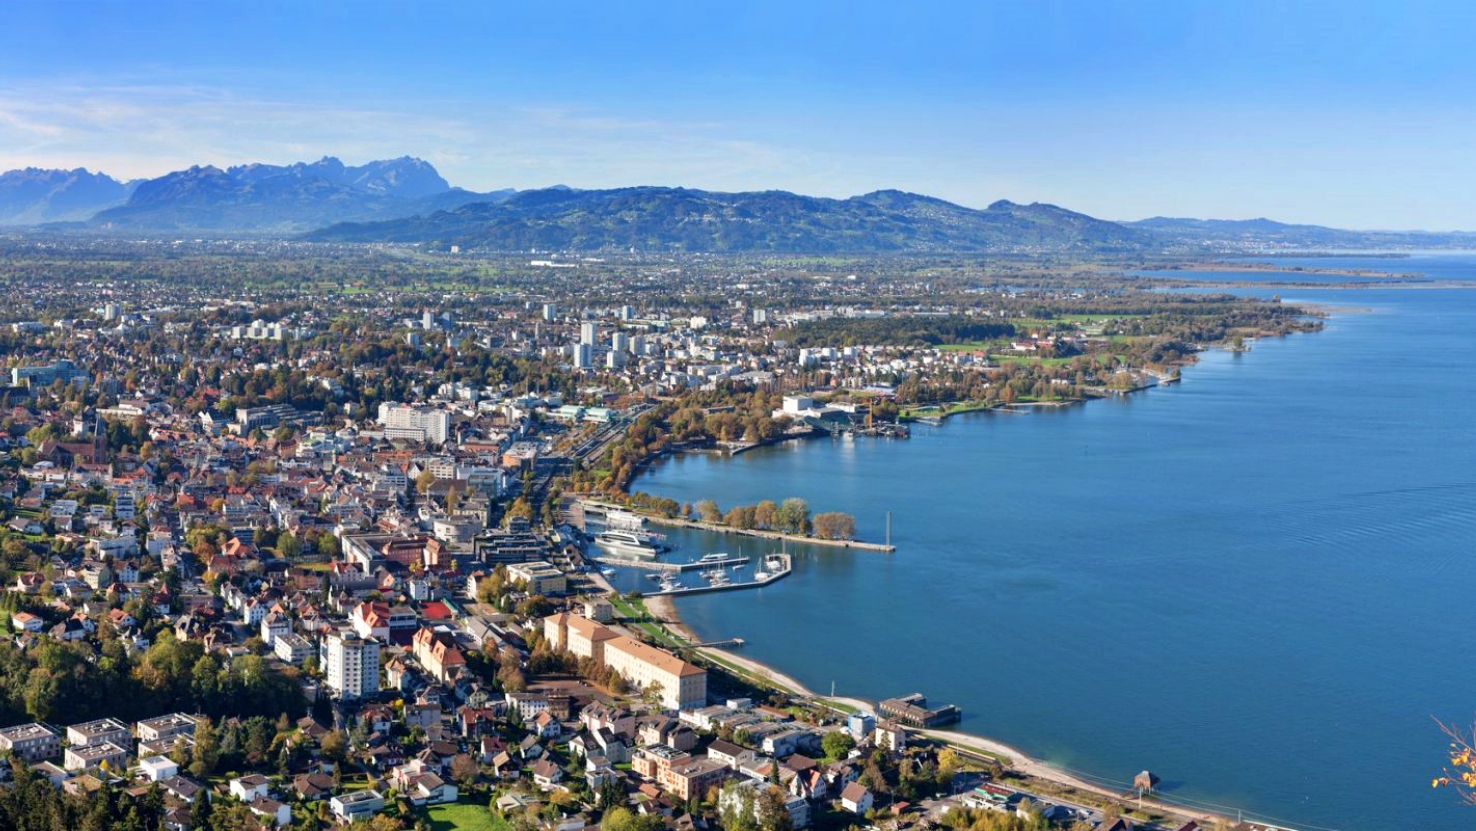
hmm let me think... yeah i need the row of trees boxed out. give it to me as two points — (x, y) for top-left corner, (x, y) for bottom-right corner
(686, 496), (857, 540)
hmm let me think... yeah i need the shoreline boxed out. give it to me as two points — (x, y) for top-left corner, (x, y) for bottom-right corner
(638, 593), (1242, 829)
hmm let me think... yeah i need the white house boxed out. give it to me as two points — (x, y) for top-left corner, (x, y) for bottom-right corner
(137, 755), (178, 782)
(840, 782), (873, 815)
(229, 773), (273, 802)
(248, 796), (292, 828)
(331, 790), (385, 823)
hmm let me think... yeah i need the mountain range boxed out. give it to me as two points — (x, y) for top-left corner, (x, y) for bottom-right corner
(2, 156), (1473, 253)
(305, 187), (1152, 253)
(0, 167), (139, 224)
(1125, 216), (1476, 251)
(85, 156), (513, 232)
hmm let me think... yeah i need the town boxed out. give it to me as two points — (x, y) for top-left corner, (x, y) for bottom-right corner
(0, 238), (1310, 831)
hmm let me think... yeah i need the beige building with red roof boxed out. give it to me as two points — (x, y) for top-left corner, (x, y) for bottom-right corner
(412, 626), (467, 684)
(544, 613), (706, 710)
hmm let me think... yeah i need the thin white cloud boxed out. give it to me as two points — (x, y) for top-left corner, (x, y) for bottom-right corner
(0, 81), (820, 196)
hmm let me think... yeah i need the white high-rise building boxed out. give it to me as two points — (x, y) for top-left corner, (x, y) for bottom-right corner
(542, 303), (558, 322)
(323, 630), (380, 700)
(752, 308), (768, 325)
(377, 403), (452, 445)
(573, 343), (594, 369)
(103, 302), (121, 321)
(580, 321), (599, 347)
(619, 305), (634, 322)
(611, 331), (630, 353)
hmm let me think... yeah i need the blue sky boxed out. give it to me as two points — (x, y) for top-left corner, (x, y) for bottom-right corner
(1, 0), (1472, 228)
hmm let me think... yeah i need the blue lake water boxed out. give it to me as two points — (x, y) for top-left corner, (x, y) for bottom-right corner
(632, 255), (1476, 831)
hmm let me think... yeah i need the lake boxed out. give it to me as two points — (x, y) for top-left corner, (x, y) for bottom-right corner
(632, 253), (1476, 830)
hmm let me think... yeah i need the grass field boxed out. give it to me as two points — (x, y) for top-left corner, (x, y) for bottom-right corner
(423, 802), (512, 831)
(901, 401), (996, 419)
(608, 594), (683, 648)
(987, 354), (1075, 367)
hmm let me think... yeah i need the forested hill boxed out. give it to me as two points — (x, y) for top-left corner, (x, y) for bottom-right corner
(303, 186), (1157, 253)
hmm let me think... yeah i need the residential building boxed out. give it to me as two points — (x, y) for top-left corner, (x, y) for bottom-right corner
(840, 782), (874, 814)
(64, 741), (128, 772)
(0, 722), (61, 762)
(874, 721), (907, 752)
(412, 626), (466, 684)
(66, 717), (131, 750)
(706, 739), (755, 769)
(661, 757), (729, 800)
(323, 630), (380, 700)
(330, 789), (385, 823)
(260, 612), (290, 647)
(138, 755), (178, 782)
(136, 713), (202, 745)
(275, 632), (313, 665)
(230, 773), (273, 802)
(720, 779), (811, 829)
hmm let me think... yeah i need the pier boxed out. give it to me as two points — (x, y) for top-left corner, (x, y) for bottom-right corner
(691, 637), (746, 648)
(574, 499), (895, 553)
(591, 554), (751, 572)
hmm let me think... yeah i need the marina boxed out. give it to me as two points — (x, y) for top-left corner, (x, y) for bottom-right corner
(644, 553), (793, 597)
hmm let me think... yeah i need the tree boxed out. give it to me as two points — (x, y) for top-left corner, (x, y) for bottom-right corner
(602, 806), (665, 831)
(320, 729), (347, 762)
(753, 500), (778, 530)
(776, 498), (811, 535)
(1435, 718), (1476, 804)
(812, 512), (856, 540)
(717, 784), (760, 831)
(449, 753), (481, 789)
(596, 777), (626, 810)
(756, 785), (795, 831)
(822, 730), (855, 761)
(725, 505), (756, 530)
(695, 500), (723, 524)
(937, 747), (962, 780)
(189, 718), (220, 777)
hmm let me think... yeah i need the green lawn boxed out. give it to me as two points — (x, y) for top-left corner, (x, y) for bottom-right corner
(901, 401), (996, 419)
(987, 354), (1075, 367)
(609, 594), (683, 648)
(423, 801), (513, 831)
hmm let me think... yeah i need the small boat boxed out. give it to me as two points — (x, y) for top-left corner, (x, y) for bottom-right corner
(697, 552), (729, 563)
(599, 567), (616, 576)
(646, 572), (663, 581)
(753, 571), (769, 581)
